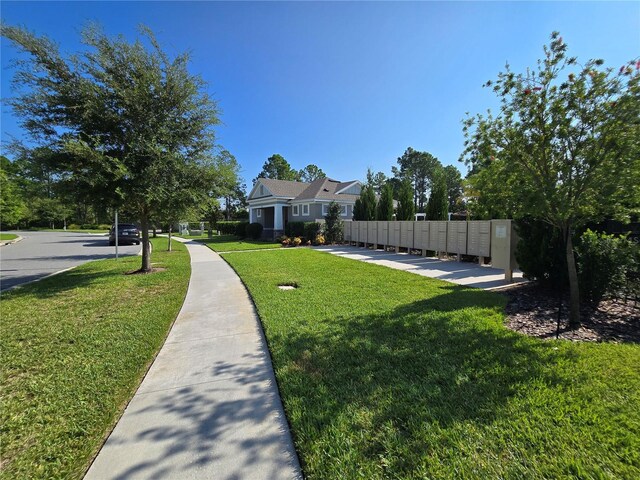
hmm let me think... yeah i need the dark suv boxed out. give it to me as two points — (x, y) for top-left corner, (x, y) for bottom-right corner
(109, 223), (141, 246)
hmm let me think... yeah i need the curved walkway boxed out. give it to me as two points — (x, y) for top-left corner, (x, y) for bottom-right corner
(85, 239), (302, 480)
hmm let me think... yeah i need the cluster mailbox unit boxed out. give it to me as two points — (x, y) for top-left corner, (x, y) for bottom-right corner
(343, 220), (518, 281)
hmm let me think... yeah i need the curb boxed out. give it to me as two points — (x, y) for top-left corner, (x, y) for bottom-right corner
(0, 235), (23, 247)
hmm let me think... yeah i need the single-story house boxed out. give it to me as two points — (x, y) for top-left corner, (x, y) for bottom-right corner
(247, 177), (362, 238)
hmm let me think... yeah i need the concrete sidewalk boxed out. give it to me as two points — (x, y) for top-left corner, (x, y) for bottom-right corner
(316, 245), (525, 290)
(85, 239), (302, 480)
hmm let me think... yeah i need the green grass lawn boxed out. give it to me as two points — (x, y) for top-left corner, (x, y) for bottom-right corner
(198, 234), (281, 252)
(222, 248), (640, 479)
(0, 233), (18, 241)
(0, 238), (191, 479)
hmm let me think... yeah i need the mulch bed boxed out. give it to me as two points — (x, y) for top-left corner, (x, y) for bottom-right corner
(500, 282), (640, 343)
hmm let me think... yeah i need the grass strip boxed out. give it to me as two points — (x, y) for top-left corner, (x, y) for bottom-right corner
(0, 237), (191, 479)
(222, 248), (640, 479)
(0, 233), (18, 241)
(198, 234), (281, 252)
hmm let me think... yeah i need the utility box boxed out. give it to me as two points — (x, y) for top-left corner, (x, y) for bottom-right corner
(343, 221), (352, 243)
(415, 221), (430, 253)
(446, 221), (468, 257)
(490, 219), (519, 281)
(399, 221), (415, 249)
(367, 221), (378, 247)
(390, 221), (401, 247)
(351, 221), (360, 244)
(359, 221), (368, 246)
(377, 221), (389, 248)
(467, 221), (491, 258)
(429, 221), (448, 253)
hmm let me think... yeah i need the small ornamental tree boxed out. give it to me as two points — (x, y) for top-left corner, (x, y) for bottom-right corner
(324, 201), (343, 244)
(376, 183), (394, 221)
(461, 32), (640, 327)
(396, 180), (415, 220)
(353, 198), (364, 220)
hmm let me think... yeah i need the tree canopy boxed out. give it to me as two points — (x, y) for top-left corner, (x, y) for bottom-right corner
(298, 164), (326, 182)
(255, 154), (299, 182)
(392, 148), (440, 212)
(2, 23), (233, 271)
(461, 32), (640, 326)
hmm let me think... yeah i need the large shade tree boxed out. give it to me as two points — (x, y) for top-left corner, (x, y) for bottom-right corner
(255, 154), (299, 182)
(461, 32), (640, 327)
(2, 24), (226, 272)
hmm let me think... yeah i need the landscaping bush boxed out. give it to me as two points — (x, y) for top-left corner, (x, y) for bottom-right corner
(81, 223), (99, 230)
(246, 222), (264, 240)
(324, 201), (344, 244)
(218, 221), (243, 235)
(514, 218), (568, 289)
(281, 236), (291, 247)
(576, 229), (639, 304)
(68, 224), (80, 230)
(304, 222), (323, 240)
(292, 236), (302, 246)
(314, 234), (325, 245)
(235, 221), (249, 238)
(98, 224), (111, 230)
(286, 221), (306, 238)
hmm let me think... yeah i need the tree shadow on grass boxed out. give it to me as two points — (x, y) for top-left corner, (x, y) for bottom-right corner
(272, 286), (574, 476)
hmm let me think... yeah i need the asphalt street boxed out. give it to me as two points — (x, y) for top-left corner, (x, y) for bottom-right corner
(0, 231), (140, 291)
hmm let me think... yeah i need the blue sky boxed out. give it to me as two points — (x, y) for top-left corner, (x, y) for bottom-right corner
(2, 1), (639, 187)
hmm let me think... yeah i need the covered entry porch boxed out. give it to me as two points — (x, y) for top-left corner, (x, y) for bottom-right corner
(249, 201), (289, 239)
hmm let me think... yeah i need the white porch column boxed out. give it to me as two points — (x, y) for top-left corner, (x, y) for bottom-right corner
(249, 207), (254, 223)
(274, 204), (284, 231)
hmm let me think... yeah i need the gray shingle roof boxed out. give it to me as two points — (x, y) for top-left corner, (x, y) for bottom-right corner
(253, 177), (360, 202)
(294, 178), (359, 201)
(255, 178), (310, 198)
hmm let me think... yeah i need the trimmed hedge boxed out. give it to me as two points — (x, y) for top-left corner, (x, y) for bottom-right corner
(218, 221), (244, 235)
(246, 222), (264, 240)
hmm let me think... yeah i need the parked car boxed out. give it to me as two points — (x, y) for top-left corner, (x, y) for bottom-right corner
(109, 223), (141, 246)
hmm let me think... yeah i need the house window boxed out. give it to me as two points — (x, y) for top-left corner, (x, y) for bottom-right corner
(257, 209), (261, 218)
(292, 205), (299, 216)
(302, 204), (309, 216)
(323, 204), (347, 216)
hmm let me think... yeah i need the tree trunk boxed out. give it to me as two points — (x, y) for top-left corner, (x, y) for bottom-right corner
(168, 225), (172, 252)
(140, 214), (152, 273)
(564, 224), (581, 328)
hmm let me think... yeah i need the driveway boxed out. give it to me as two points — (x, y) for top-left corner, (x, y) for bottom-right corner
(0, 231), (140, 291)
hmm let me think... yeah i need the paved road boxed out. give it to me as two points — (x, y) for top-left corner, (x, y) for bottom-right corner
(0, 231), (140, 291)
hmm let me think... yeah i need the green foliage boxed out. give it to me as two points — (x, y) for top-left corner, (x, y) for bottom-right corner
(359, 185), (377, 221)
(365, 168), (387, 195)
(392, 148), (441, 212)
(396, 180), (415, 220)
(443, 165), (464, 213)
(246, 222), (264, 240)
(304, 222), (323, 240)
(235, 221), (249, 238)
(285, 221), (306, 238)
(223, 248), (640, 479)
(298, 164), (326, 183)
(324, 201), (343, 244)
(255, 154), (299, 182)
(576, 230), (639, 304)
(426, 169), (448, 220)
(2, 23), (222, 272)
(0, 164), (27, 228)
(353, 198), (364, 221)
(515, 218), (568, 289)
(0, 238), (190, 479)
(461, 31), (640, 326)
(376, 183), (394, 221)
(217, 220), (243, 235)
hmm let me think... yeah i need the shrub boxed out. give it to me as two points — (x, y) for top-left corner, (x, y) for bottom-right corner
(217, 221), (242, 235)
(81, 223), (99, 230)
(324, 201), (344, 244)
(68, 224), (80, 230)
(292, 236), (302, 247)
(281, 236), (291, 247)
(235, 221), (249, 238)
(98, 224), (111, 230)
(314, 234), (325, 245)
(514, 218), (568, 289)
(304, 222), (322, 240)
(576, 229), (639, 304)
(286, 221), (306, 238)
(246, 222), (264, 240)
